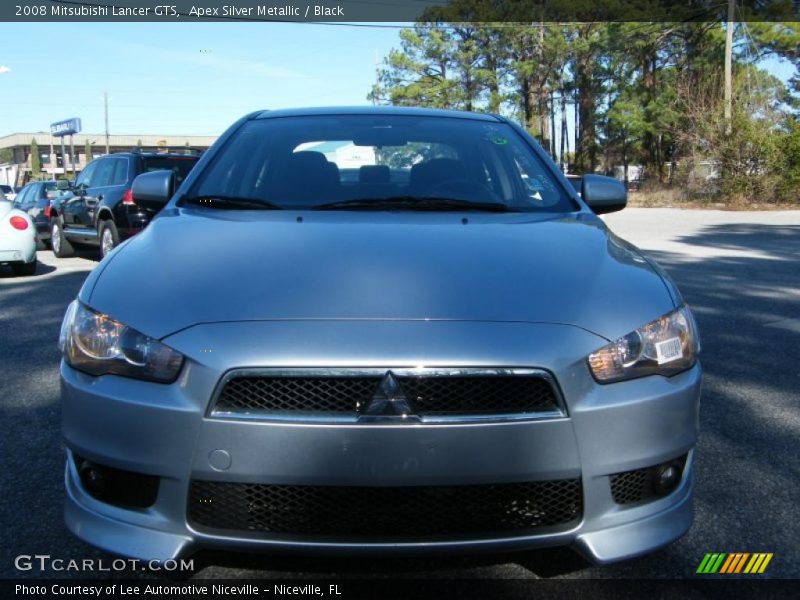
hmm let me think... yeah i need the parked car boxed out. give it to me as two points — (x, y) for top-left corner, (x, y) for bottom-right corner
(59, 107), (700, 565)
(0, 199), (36, 275)
(0, 184), (16, 201)
(13, 180), (63, 248)
(49, 151), (200, 259)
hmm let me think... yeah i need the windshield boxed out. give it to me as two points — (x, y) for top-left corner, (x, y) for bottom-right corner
(189, 115), (576, 212)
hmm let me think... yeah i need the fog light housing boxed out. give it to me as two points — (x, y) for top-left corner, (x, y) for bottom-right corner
(72, 453), (159, 508)
(78, 460), (107, 495)
(610, 454), (688, 505)
(654, 463), (681, 495)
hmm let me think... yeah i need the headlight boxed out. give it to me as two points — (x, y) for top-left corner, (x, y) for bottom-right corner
(59, 300), (184, 383)
(588, 306), (699, 383)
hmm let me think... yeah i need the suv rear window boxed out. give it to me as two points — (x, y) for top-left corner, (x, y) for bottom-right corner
(142, 156), (198, 186)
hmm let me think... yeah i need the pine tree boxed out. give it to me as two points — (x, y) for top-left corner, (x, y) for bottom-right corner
(30, 138), (40, 178)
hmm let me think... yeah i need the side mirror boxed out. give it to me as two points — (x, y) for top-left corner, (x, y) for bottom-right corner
(581, 174), (627, 214)
(131, 170), (175, 209)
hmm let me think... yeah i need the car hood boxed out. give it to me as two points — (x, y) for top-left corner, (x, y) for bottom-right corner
(84, 209), (675, 341)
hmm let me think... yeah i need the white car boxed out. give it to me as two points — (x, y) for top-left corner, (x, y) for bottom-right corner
(0, 199), (37, 276)
(0, 185), (16, 202)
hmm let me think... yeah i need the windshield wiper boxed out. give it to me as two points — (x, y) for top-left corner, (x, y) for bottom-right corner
(314, 196), (510, 212)
(181, 195), (283, 210)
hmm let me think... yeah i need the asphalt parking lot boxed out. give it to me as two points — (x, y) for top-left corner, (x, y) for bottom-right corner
(1, 208), (798, 581)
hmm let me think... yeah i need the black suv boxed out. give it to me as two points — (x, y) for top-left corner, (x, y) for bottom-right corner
(50, 151), (199, 258)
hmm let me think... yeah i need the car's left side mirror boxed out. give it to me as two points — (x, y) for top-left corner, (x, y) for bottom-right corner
(581, 174), (627, 214)
(132, 170), (175, 209)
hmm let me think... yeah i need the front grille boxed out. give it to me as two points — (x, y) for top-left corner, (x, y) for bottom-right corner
(213, 370), (560, 418)
(218, 376), (381, 413)
(188, 479), (582, 538)
(610, 454), (688, 505)
(398, 376), (556, 415)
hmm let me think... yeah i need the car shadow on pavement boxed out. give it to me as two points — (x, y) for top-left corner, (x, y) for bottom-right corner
(0, 261), (56, 278)
(1, 222), (798, 581)
(0, 269), (103, 579)
(191, 546), (591, 580)
(637, 222), (800, 579)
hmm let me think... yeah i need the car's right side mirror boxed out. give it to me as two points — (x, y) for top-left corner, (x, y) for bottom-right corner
(132, 170), (175, 209)
(581, 174), (627, 214)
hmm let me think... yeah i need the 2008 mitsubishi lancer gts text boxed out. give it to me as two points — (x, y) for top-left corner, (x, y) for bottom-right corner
(59, 107), (701, 565)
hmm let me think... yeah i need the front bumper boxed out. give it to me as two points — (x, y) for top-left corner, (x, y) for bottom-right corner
(62, 320), (701, 564)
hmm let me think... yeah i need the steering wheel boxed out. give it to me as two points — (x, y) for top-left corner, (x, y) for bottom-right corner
(422, 179), (499, 202)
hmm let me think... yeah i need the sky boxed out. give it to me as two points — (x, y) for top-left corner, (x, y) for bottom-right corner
(0, 22), (796, 142)
(0, 22), (403, 137)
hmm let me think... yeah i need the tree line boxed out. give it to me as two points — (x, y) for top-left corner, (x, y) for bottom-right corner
(370, 3), (800, 204)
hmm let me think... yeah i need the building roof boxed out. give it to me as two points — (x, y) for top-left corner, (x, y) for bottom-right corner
(0, 132), (217, 149)
(301, 140), (352, 154)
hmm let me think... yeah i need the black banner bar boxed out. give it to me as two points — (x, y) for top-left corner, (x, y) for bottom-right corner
(3, 0), (800, 23)
(3, 578), (796, 600)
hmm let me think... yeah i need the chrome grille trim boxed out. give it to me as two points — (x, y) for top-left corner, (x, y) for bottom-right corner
(207, 367), (566, 424)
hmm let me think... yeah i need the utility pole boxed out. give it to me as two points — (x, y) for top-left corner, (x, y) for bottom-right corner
(724, 0), (734, 134)
(69, 134), (75, 175)
(560, 86), (567, 172)
(550, 90), (557, 161)
(104, 92), (110, 154)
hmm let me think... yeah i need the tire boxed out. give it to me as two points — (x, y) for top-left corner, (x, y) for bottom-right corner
(11, 260), (36, 277)
(36, 237), (47, 251)
(50, 218), (75, 258)
(98, 219), (120, 259)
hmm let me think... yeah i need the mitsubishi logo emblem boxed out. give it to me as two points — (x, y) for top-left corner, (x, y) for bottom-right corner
(359, 371), (418, 422)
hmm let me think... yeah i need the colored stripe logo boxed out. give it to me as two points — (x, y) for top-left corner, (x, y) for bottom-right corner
(696, 553), (773, 574)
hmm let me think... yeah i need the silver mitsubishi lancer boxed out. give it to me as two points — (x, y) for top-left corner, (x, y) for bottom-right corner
(59, 107), (700, 565)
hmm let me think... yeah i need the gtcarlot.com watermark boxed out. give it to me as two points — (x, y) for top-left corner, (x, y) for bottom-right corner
(14, 554), (194, 573)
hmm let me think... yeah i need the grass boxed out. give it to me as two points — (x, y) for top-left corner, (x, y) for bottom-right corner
(627, 187), (799, 210)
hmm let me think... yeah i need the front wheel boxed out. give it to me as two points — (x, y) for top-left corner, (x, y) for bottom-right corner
(99, 220), (120, 259)
(50, 219), (74, 258)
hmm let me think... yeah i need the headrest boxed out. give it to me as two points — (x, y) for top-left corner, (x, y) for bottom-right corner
(410, 158), (468, 193)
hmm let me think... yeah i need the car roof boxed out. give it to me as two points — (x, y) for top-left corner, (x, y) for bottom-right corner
(23, 181), (56, 187)
(252, 106), (503, 122)
(104, 151), (201, 159)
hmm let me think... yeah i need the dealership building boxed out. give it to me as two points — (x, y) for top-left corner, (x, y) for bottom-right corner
(0, 132), (217, 187)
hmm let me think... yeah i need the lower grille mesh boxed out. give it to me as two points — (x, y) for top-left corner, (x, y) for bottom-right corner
(609, 469), (654, 505)
(610, 454), (688, 505)
(188, 479), (582, 538)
